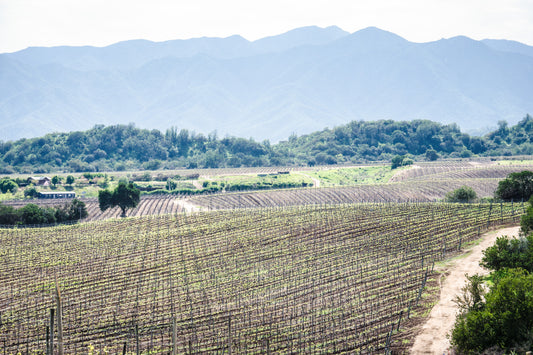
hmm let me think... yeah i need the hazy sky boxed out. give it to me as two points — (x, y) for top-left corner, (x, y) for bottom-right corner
(1, 0), (532, 53)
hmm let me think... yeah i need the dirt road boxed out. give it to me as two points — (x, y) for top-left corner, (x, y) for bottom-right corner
(174, 198), (202, 212)
(410, 226), (519, 354)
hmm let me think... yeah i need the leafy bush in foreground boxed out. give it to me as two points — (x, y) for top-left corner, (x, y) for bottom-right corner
(451, 269), (533, 354)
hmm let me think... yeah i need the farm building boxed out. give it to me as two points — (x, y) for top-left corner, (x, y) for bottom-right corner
(28, 176), (51, 186)
(38, 191), (76, 199)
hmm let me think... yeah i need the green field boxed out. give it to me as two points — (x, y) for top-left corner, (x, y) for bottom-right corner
(305, 166), (397, 186)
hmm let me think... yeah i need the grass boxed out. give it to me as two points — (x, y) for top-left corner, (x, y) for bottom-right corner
(306, 166), (396, 186)
(204, 172), (315, 189)
(495, 159), (533, 165)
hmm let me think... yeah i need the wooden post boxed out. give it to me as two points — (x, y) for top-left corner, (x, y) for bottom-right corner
(46, 326), (50, 355)
(228, 316), (232, 355)
(397, 310), (403, 331)
(135, 324), (140, 355)
(49, 308), (55, 355)
(54, 276), (64, 355)
(172, 317), (177, 355)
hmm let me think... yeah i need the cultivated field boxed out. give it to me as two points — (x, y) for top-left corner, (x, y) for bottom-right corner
(4, 159), (532, 221)
(0, 202), (522, 354)
(189, 160), (533, 210)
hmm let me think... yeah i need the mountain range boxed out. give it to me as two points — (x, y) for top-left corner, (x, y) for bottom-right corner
(1, 26), (533, 142)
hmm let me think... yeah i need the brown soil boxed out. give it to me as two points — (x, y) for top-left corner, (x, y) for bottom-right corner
(409, 226), (519, 354)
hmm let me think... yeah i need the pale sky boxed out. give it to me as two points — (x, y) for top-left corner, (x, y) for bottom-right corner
(1, 0), (533, 54)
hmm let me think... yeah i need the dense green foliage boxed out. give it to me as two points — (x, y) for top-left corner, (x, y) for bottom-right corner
(98, 181), (140, 216)
(451, 196), (533, 353)
(495, 170), (533, 201)
(481, 234), (533, 272)
(0, 177), (18, 193)
(391, 155), (413, 169)
(1, 115), (533, 173)
(521, 197), (533, 236)
(445, 186), (478, 203)
(451, 269), (533, 354)
(0, 199), (87, 225)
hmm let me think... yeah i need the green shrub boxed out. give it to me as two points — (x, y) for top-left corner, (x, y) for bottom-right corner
(0, 204), (19, 225)
(481, 234), (533, 272)
(0, 178), (18, 194)
(445, 186), (477, 203)
(495, 171), (533, 201)
(451, 269), (533, 353)
(165, 179), (177, 190)
(520, 196), (533, 235)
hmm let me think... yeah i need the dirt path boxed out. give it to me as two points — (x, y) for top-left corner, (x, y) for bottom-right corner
(410, 226), (519, 354)
(174, 198), (202, 213)
(298, 172), (320, 188)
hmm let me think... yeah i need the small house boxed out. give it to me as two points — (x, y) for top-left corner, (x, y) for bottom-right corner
(28, 176), (51, 186)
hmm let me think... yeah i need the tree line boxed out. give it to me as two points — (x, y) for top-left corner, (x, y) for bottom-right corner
(1, 115), (532, 173)
(0, 199), (87, 225)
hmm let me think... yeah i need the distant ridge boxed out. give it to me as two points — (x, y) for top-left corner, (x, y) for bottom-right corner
(1, 26), (533, 142)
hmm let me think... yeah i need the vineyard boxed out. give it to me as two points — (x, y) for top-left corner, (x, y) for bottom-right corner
(1, 195), (186, 223)
(0, 202), (523, 354)
(389, 161), (533, 183)
(189, 160), (533, 210)
(189, 179), (500, 210)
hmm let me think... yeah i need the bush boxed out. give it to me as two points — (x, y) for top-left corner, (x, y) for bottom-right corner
(425, 149), (438, 161)
(165, 179), (177, 190)
(520, 196), (533, 235)
(481, 234), (533, 272)
(445, 186), (477, 203)
(56, 198), (88, 221)
(143, 160), (161, 170)
(451, 269), (533, 353)
(495, 171), (533, 201)
(19, 204), (48, 224)
(0, 204), (19, 225)
(391, 155), (404, 169)
(0, 178), (18, 194)
(24, 186), (39, 198)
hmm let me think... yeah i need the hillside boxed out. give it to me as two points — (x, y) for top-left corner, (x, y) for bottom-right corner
(1, 115), (533, 174)
(2, 26), (533, 142)
(0, 203), (520, 353)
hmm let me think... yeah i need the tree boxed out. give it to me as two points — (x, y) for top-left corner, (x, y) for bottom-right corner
(19, 204), (47, 224)
(51, 175), (60, 187)
(98, 182), (140, 217)
(425, 148), (438, 161)
(445, 186), (477, 203)
(66, 175), (75, 185)
(481, 234), (533, 272)
(0, 178), (18, 194)
(24, 186), (39, 198)
(391, 155), (405, 169)
(0, 204), (19, 225)
(64, 199), (88, 221)
(166, 179), (177, 191)
(495, 171), (533, 201)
